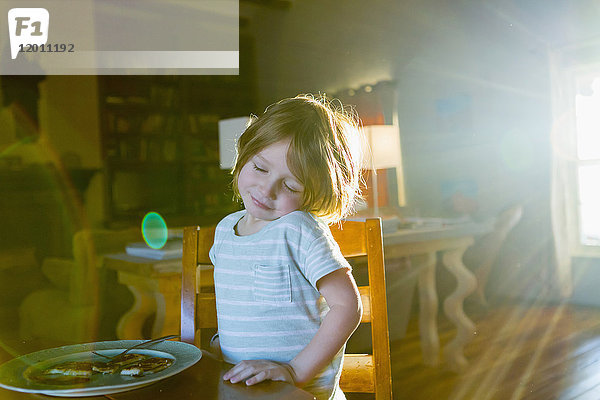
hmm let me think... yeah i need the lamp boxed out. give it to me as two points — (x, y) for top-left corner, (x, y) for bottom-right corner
(218, 116), (250, 170)
(361, 125), (405, 215)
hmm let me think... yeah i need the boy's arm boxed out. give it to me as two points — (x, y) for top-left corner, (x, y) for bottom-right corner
(289, 268), (362, 385)
(223, 268), (362, 386)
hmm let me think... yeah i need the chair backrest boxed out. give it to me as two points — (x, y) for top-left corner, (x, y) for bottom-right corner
(180, 218), (392, 399)
(180, 225), (217, 347)
(329, 218), (392, 399)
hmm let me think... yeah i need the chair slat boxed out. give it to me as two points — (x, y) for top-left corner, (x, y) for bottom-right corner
(181, 226), (199, 344)
(196, 294), (217, 328)
(338, 354), (375, 393)
(181, 226), (215, 346)
(331, 218), (392, 400)
(330, 221), (367, 257)
(365, 219), (393, 400)
(195, 226), (215, 264)
(195, 264), (214, 291)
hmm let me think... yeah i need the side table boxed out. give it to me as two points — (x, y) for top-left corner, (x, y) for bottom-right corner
(383, 221), (492, 371)
(104, 254), (182, 339)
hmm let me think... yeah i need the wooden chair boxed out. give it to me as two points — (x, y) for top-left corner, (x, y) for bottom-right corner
(329, 218), (393, 399)
(180, 225), (217, 349)
(180, 218), (392, 400)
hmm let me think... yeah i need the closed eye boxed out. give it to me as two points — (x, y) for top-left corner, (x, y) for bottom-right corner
(284, 183), (301, 193)
(253, 163), (267, 173)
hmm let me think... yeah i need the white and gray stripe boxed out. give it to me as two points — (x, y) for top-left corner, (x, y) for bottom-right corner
(209, 210), (350, 400)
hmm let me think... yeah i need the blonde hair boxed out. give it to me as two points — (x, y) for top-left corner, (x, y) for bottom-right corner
(231, 94), (363, 224)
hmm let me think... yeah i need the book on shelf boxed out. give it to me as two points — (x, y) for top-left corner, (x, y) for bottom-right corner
(125, 238), (183, 260)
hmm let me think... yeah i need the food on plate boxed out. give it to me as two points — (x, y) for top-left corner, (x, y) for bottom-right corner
(43, 361), (95, 377)
(120, 357), (174, 377)
(92, 353), (147, 374)
(27, 361), (95, 386)
(27, 352), (174, 385)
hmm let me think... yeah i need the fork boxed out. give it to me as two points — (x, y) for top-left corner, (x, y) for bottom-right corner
(92, 334), (180, 360)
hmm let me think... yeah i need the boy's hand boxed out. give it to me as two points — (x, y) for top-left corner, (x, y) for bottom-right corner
(223, 359), (297, 386)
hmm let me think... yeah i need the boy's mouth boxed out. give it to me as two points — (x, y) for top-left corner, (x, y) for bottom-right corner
(251, 195), (272, 210)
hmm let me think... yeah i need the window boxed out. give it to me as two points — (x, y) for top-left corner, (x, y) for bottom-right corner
(574, 76), (600, 247)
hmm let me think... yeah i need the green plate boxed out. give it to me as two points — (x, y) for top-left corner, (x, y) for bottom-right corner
(0, 340), (201, 397)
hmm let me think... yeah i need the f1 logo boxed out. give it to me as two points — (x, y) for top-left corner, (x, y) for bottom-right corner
(7, 8), (49, 60)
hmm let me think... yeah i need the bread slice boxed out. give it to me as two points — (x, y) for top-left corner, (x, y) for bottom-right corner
(120, 357), (174, 377)
(43, 361), (95, 377)
(92, 353), (148, 374)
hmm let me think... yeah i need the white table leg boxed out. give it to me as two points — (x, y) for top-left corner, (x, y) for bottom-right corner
(151, 286), (181, 338)
(441, 243), (477, 371)
(115, 271), (181, 339)
(116, 283), (156, 339)
(417, 252), (439, 366)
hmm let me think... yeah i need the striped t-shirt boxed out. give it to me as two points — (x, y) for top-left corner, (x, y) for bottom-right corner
(209, 210), (351, 400)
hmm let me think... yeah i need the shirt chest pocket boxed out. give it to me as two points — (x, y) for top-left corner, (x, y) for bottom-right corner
(252, 264), (292, 303)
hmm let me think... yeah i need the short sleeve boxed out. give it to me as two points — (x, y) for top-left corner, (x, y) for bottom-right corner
(209, 244), (216, 265)
(302, 232), (351, 289)
(209, 211), (236, 266)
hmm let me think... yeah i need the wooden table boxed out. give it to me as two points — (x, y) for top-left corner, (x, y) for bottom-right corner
(103, 254), (182, 340)
(0, 351), (314, 400)
(107, 351), (314, 400)
(383, 221), (492, 371)
(0, 388), (106, 400)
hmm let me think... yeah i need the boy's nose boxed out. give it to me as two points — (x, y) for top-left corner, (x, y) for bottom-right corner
(259, 180), (277, 200)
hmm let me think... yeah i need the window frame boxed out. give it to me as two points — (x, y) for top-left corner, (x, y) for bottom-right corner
(564, 64), (600, 257)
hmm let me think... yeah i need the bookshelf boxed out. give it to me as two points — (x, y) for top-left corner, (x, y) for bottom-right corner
(98, 45), (255, 227)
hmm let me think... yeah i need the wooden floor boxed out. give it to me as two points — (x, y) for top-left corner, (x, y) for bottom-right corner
(4, 303), (600, 400)
(389, 302), (600, 400)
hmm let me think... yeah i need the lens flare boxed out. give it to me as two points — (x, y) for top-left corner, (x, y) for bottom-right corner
(499, 131), (534, 173)
(141, 212), (168, 249)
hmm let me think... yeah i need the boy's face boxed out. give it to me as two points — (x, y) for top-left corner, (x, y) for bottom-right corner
(237, 138), (304, 225)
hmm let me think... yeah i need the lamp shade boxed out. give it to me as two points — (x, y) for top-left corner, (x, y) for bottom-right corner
(361, 124), (405, 207)
(218, 117), (250, 170)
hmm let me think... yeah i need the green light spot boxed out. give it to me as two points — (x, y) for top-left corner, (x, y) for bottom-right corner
(142, 212), (168, 249)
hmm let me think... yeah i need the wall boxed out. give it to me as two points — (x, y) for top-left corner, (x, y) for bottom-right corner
(570, 258), (600, 307)
(243, 0), (555, 300)
(243, 0), (552, 211)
